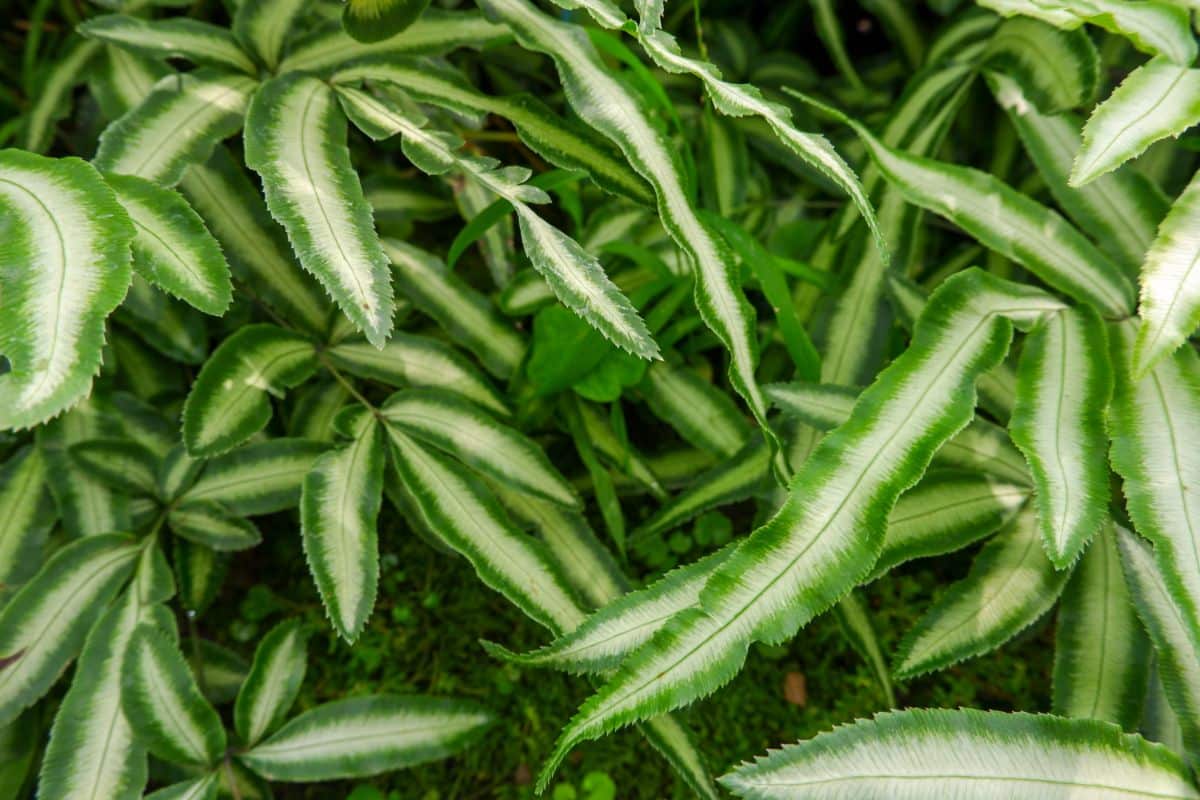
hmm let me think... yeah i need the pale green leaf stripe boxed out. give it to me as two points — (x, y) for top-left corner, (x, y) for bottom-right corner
(386, 426), (583, 633)
(0, 151), (134, 430)
(720, 708), (1200, 799)
(978, 0), (1197, 64)
(871, 470), (1030, 581)
(232, 0), (310, 68)
(1135, 168), (1200, 376)
(181, 439), (328, 516)
(894, 504), (1071, 678)
(1011, 306), (1112, 567)
(79, 15), (256, 74)
(488, 549), (730, 675)
(180, 148), (330, 335)
(328, 335), (509, 418)
(38, 588), (153, 800)
(0, 534), (139, 727)
(1054, 523), (1149, 729)
(0, 447), (55, 590)
(239, 695), (493, 781)
(278, 9), (509, 74)
(335, 84), (657, 359)
(1117, 526), (1200, 755)
(145, 773), (218, 800)
(122, 625), (226, 766)
(809, 97), (1135, 318)
(983, 16), (1099, 113)
(235, 620), (308, 747)
(244, 75), (395, 347)
(302, 417), (383, 643)
(382, 389), (579, 509)
(989, 72), (1167, 275)
(168, 501), (262, 551)
(93, 71), (256, 187)
(640, 362), (750, 459)
(36, 400), (131, 537)
(384, 239), (526, 379)
(1108, 321), (1200, 651)
(481, 0), (774, 437)
(536, 272), (1064, 787)
(182, 324), (318, 457)
(107, 173), (232, 316)
(1072, 59), (1200, 187)
(23, 40), (100, 153)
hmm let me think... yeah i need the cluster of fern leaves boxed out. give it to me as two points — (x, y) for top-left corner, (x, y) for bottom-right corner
(3, 0), (1200, 797)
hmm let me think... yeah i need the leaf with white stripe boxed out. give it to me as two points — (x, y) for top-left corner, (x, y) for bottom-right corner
(79, 15), (257, 74)
(244, 74), (394, 346)
(328, 334), (508, 418)
(168, 501), (263, 552)
(36, 399), (132, 537)
(534, 271), (1065, 788)
(1108, 321), (1200, 651)
(69, 439), (160, 497)
(233, 0), (311, 69)
(1135, 169), (1200, 376)
(804, 96), (1135, 318)
(894, 504), (1071, 678)
(122, 624), (226, 766)
(180, 439), (328, 516)
(720, 708), (1200, 800)
(0, 150), (134, 430)
(182, 325), (318, 457)
(145, 774), (218, 800)
(386, 426), (582, 633)
(1072, 59), (1200, 187)
(234, 620), (308, 747)
(343, 0), (431, 42)
(107, 173), (232, 316)
(640, 362), (750, 459)
(1011, 306), (1112, 567)
(382, 389), (579, 509)
(1054, 523), (1149, 729)
(983, 16), (1100, 113)
(0, 534), (139, 727)
(0, 447), (55, 593)
(238, 695), (493, 781)
(302, 414), (384, 643)
(1117, 526), (1200, 754)
(93, 71), (256, 187)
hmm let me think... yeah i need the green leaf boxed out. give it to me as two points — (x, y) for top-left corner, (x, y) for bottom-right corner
(0, 534), (139, 727)
(69, 439), (160, 497)
(234, 620), (308, 747)
(36, 401), (132, 537)
(244, 74), (394, 346)
(233, 0), (311, 69)
(343, 0), (431, 42)
(106, 173), (232, 316)
(93, 71), (256, 187)
(983, 16), (1100, 112)
(302, 415), (384, 643)
(238, 695), (493, 781)
(1011, 306), (1112, 567)
(0, 447), (55, 592)
(639, 362), (751, 459)
(145, 773), (219, 800)
(168, 501), (263, 552)
(79, 15), (257, 74)
(182, 325), (318, 457)
(23, 40), (100, 153)
(0, 150), (135, 430)
(180, 439), (329, 516)
(1072, 59), (1200, 186)
(122, 624), (226, 766)
(720, 708), (1200, 799)
(1134, 168), (1200, 375)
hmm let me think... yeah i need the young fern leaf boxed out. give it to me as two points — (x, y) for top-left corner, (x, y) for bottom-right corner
(1053, 523), (1149, 729)
(234, 620), (308, 747)
(182, 325), (319, 457)
(0, 534), (139, 727)
(720, 708), (1200, 799)
(79, 15), (257, 74)
(1072, 59), (1200, 187)
(301, 414), (384, 643)
(1134, 169), (1200, 376)
(106, 173), (233, 316)
(244, 75), (395, 346)
(232, 0), (311, 69)
(122, 625), (226, 766)
(1116, 526), (1200, 754)
(0, 151), (134, 430)
(238, 695), (494, 781)
(893, 504), (1071, 679)
(179, 439), (329, 516)
(535, 271), (1064, 788)
(1010, 306), (1112, 567)
(93, 71), (257, 187)
(335, 84), (658, 359)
